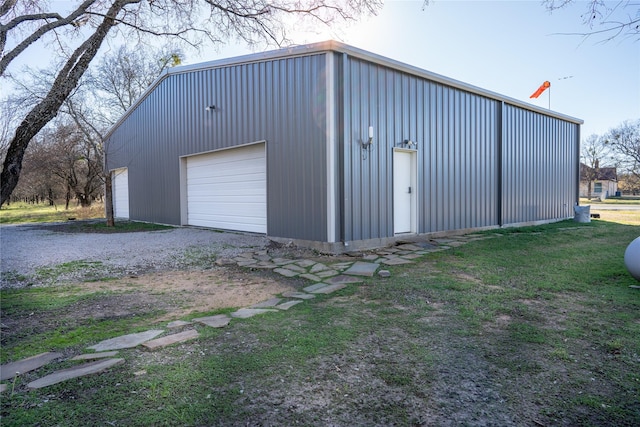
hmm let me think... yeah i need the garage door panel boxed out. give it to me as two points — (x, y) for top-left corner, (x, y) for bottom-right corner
(186, 143), (266, 233)
(188, 181), (265, 193)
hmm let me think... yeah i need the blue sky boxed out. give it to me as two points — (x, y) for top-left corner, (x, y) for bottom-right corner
(201, 0), (640, 139)
(6, 1), (639, 139)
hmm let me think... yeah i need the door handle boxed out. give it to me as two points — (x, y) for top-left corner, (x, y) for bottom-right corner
(408, 187), (412, 194)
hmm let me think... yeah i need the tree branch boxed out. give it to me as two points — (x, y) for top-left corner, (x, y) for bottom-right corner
(1, 0), (140, 206)
(0, 0), (98, 75)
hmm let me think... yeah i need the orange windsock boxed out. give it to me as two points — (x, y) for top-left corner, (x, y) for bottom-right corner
(530, 81), (551, 99)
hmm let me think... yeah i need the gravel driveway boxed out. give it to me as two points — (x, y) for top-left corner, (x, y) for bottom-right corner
(0, 222), (270, 288)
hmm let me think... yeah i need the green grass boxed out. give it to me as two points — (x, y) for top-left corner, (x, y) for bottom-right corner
(1, 219), (639, 426)
(580, 196), (640, 204)
(0, 202), (173, 232)
(0, 201), (105, 224)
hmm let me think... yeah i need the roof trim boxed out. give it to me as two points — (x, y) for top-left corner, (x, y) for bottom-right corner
(104, 40), (583, 140)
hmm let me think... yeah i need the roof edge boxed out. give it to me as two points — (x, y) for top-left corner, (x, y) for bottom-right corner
(104, 40), (583, 140)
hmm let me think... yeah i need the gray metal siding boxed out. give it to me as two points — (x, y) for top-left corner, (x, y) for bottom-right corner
(107, 54), (329, 240)
(107, 44), (581, 246)
(341, 57), (500, 242)
(501, 104), (579, 224)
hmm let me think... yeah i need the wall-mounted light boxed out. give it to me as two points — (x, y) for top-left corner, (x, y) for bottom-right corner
(205, 105), (216, 111)
(402, 139), (418, 149)
(362, 126), (374, 150)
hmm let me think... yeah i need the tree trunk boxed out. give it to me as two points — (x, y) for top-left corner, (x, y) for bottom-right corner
(104, 172), (115, 227)
(65, 183), (71, 210)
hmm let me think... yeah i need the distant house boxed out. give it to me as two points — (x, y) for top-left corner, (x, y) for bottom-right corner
(579, 162), (617, 199)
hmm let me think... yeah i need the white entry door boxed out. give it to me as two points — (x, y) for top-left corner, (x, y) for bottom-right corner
(112, 168), (129, 219)
(393, 150), (416, 234)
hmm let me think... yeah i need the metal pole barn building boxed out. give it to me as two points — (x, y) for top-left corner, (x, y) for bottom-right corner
(105, 40), (582, 253)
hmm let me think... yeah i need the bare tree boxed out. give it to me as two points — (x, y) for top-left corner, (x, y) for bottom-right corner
(618, 172), (640, 195)
(605, 119), (640, 179)
(73, 45), (183, 225)
(0, 0), (382, 207)
(580, 133), (610, 199)
(543, 0), (640, 41)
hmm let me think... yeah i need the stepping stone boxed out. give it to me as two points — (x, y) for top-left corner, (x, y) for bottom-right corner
(237, 260), (258, 267)
(396, 243), (423, 251)
(330, 262), (353, 270)
(271, 258), (296, 266)
(251, 298), (282, 308)
(378, 270), (391, 278)
(255, 255), (272, 262)
(142, 329), (199, 350)
(299, 273), (322, 282)
(27, 359), (124, 389)
(343, 261), (380, 277)
(192, 315), (231, 328)
(71, 351), (119, 361)
(303, 283), (330, 293)
(0, 352), (63, 381)
(273, 268), (299, 277)
(276, 300), (303, 310)
(324, 275), (363, 285)
(310, 284), (347, 294)
(295, 259), (317, 268)
(253, 262), (277, 269)
(0, 384), (6, 393)
(310, 263), (330, 273)
(381, 258), (414, 266)
(433, 238), (455, 244)
(236, 251), (256, 258)
(282, 292), (316, 300)
(283, 264), (307, 273)
(215, 258), (236, 266)
(88, 330), (164, 352)
(231, 308), (277, 319)
(316, 269), (339, 278)
(167, 320), (193, 329)
(401, 253), (423, 260)
(417, 242), (439, 249)
(362, 254), (380, 261)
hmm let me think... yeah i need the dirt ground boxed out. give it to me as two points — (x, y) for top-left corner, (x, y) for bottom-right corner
(1, 267), (298, 350)
(67, 268), (297, 322)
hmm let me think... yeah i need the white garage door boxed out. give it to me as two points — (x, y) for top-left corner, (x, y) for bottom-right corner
(186, 143), (266, 233)
(112, 168), (129, 219)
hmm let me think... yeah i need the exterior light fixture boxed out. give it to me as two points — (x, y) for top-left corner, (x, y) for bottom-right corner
(205, 105), (216, 111)
(404, 139), (417, 149)
(362, 126), (373, 149)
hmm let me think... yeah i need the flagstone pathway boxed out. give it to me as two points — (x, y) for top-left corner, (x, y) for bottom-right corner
(0, 234), (497, 391)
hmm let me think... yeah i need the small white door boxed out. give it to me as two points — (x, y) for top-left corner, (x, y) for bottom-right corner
(393, 150), (416, 234)
(112, 168), (129, 219)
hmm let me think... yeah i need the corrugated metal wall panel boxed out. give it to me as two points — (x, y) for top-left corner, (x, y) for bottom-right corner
(107, 46), (580, 247)
(341, 57), (500, 242)
(501, 104), (579, 224)
(107, 54), (329, 240)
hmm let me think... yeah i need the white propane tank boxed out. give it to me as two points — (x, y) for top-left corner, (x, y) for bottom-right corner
(624, 236), (640, 281)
